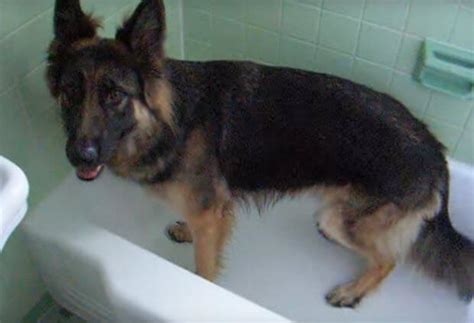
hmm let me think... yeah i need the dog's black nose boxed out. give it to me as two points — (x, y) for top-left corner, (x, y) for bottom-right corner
(76, 139), (99, 164)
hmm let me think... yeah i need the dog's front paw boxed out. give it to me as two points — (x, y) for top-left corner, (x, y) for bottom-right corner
(325, 283), (364, 308)
(166, 221), (193, 243)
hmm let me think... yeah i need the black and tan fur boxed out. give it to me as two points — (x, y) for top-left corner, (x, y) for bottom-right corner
(46, 0), (473, 307)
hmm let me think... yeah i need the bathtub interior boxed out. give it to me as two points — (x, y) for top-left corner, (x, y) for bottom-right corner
(29, 160), (473, 322)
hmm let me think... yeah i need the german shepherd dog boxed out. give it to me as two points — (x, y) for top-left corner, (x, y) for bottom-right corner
(47, 0), (473, 308)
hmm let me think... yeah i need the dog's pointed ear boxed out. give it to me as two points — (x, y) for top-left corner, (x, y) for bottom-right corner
(116, 0), (167, 71)
(53, 0), (99, 45)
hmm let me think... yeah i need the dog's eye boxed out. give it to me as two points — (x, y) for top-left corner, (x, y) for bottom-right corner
(59, 93), (73, 107)
(105, 90), (127, 106)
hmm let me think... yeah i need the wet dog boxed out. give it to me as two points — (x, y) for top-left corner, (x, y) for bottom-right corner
(46, 0), (473, 307)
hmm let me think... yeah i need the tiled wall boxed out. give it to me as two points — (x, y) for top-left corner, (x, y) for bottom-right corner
(182, 0), (474, 165)
(0, 1), (183, 322)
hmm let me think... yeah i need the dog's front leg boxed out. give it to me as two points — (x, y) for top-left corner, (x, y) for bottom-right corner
(159, 179), (235, 281)
(184, 205), (234, 281)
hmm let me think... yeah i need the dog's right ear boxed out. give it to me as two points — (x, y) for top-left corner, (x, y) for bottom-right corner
(53, 0), (99, 46)
(47, 0), (99, 98)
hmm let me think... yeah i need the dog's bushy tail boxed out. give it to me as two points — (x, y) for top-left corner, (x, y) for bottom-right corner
(410, 186), (474, 300)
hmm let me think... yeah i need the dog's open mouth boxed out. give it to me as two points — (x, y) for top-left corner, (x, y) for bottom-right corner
(76, 165), (104, 181)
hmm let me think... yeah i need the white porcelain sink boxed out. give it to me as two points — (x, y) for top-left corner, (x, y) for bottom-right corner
(0, 155), (29, 251)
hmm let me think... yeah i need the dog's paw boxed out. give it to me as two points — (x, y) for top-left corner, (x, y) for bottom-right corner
(325, 283), (364, 309)
(166, 221), (193, 243)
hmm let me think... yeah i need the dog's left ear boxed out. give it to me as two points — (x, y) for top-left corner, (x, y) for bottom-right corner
(116, 0), (167, 72)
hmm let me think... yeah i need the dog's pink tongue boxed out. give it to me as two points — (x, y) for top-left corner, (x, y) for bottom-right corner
(76, 165), (104, 181)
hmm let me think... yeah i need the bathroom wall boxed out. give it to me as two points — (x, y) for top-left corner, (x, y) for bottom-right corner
(0, 1), (183, 322)
(182, 0), (474, 165)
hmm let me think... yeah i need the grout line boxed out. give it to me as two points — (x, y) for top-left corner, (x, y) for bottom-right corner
(420, 92), (435, 121)
(460, 3), (474, 12)
(178, 0), (186, 59)
(276, 0), (285, 65)
(242, 0), (249, 58)
(0, 2), (140, 97)
(388, 0), (413, 90)
(348, 0), (367, 79)
(314, 4), (323, 46)
(448, 1), (462, 42)
(460, 102), (474, 129)
(452, 127), (466, 155)
(452, 103), (474, 153)
(0, 6), (54, 43)
(0, 57), (48, 98)
(208, 0), (215, 58)
(312, 4), (324, 70)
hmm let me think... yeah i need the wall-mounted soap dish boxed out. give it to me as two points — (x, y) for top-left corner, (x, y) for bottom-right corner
(416, 39), (474, 100)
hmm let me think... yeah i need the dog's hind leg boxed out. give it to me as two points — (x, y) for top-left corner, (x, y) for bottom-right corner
(317, 187), (429, 308)
(326, 261), (395, 308)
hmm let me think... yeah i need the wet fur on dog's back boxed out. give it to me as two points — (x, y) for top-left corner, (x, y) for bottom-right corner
(47, 0), (473, 307)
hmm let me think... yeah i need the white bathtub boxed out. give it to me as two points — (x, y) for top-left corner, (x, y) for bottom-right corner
(23, 160), (473, 322)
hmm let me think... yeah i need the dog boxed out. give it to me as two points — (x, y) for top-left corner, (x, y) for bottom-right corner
(46, 0), (473, 308)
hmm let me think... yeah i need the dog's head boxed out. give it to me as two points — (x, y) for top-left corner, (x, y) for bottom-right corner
(46, 0), (171, 181)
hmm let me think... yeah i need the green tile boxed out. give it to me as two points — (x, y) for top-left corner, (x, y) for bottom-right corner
(454, 130), (474, 164)
(17, 64), (55, 116)
(183, 7), (211, 43)
(390, 72), (432, 118)
(245, 26), (280, 64)
(81, 0), (135, 17)
(281, 0), (320, 42)
(163, 0), (181, 12)
(211, 47), (245, 60)
(466, 110), (474, 130)
(0, 9), (53, 93)
(322, 0), (365, 19)
(461, 0), (474, 9)
(406, 0), (458, 41)
(212, 0), (246, 21)
(314, 46), (353, 78)
(211, 17), (246, 53)
(424, 117), (463, 151)
(1, 231), (46, 323)
(165, 5), (182, 35)
(357, 23), (402, 66)
(101, 2), (181, 40)
(102, 4), (136, 37)
(298, 0), (322, 6)
(166, 32), (184, 59)
(363, 0), (409, 30)
(184, 0), (213, 11)
(425, 92), (473, 127)
(0, 0), (51, 39)
(319, 11), (359, 54)
(245, 0), (282, 31)
(184, 38), (212, 61)
(279, 36), (316, 70)
(395, 35), (423, 74)
(17, 85), (70, 208)
(0, 89), (35, 173)
(451, 8), (474, 51)
(0, 270), (7, 322)
(352, 59), (393, 93)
